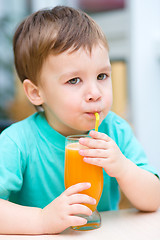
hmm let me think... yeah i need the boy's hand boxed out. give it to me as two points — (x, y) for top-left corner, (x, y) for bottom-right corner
(41, 182), (96, 234)
(79, 130), (127, 179)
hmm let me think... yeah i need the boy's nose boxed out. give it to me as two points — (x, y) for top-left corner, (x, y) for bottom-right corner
(85, 84), (101, 102)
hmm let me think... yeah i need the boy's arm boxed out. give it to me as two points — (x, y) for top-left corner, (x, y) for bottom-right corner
(0, 199), (43, 234)
(0, 183), (96, 234)
(79, 130), (160, 212)
(116, 158), (160, 211)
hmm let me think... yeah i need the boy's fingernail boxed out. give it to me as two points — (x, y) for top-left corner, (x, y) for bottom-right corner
(79, 138), (85, 143)
(79, 149), (84, 155)
(87, 182), (91, 187)
(83, 157), (88, 162)
(90, 130), (95, 133)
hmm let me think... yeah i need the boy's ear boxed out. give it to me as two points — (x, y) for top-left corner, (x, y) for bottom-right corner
(23, 79), (44, 106)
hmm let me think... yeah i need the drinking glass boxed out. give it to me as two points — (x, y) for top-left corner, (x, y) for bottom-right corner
(64, 135), (103, 231)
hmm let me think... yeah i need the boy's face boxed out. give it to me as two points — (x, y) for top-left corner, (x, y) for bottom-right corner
(38, 44), (112, 136)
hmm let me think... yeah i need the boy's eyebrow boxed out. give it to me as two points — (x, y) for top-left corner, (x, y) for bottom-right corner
(60, 65), (112, 78)
(60, 71), (81, 79)
(59, 65), (112, 80)
(99, 65), (112, 72)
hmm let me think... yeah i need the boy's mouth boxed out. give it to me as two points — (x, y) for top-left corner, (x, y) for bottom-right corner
(85, 111), (101, 118)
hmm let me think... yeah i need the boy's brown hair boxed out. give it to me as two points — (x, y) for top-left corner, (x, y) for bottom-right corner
(13, 6), (108, 84)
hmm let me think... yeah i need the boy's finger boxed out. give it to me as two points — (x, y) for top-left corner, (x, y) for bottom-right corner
(69, 203), (92, 216)
(83, 157), (104, 167)
(65, 182), (91, 196)
(69, 215), (87, 227)
(89, 130), (111, 141)
(79, 148), (107, 158)
(79, 137), (108, 149)
(69, 193), (96, 205)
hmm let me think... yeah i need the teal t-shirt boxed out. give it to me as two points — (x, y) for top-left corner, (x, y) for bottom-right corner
(0, 111), (158, 211)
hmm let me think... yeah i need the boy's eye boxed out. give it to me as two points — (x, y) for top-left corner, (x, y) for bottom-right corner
(97, 73), (107, 80)
(68, 78), (80, 84)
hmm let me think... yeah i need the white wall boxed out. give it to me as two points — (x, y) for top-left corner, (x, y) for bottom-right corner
(91, 9), (129, 61)
(129, 0), (160, 174)
(32, 0), (64, 11)
(31, 0), (77, 11)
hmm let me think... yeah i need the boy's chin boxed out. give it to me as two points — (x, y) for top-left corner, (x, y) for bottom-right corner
(79, 127), (94, 134)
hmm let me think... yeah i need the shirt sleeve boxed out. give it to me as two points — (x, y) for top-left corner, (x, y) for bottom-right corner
(0, 131), (25, 200)
(116, 119), (159, 178)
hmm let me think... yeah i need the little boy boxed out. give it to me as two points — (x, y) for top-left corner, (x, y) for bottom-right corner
(0, 6), (160, 235)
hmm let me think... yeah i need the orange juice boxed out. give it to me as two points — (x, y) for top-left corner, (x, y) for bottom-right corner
(65, 142), (103, 212)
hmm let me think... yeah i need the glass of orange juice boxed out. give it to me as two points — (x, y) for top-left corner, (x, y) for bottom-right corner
(65, 134), (103, 231)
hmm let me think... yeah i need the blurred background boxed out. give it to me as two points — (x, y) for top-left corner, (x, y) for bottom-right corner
(0, 0), (160, 178)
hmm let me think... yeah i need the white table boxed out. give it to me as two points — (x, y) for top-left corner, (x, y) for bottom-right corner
(0, 208), (159, 240)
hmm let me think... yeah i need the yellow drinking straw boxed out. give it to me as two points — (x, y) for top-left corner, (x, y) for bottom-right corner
(94, 112), (99, 131)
